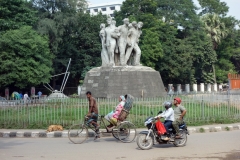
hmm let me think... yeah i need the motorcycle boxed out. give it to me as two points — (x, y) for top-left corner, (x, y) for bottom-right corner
(136, 111), (189, 150)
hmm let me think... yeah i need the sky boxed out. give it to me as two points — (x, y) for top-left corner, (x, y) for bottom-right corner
(88, 0), (240, 21)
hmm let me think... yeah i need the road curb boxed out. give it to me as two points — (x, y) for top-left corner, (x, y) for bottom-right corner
(0, 124), (239, 138)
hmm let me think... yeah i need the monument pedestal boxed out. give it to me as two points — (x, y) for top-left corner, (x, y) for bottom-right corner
(80, 66), (167, 98)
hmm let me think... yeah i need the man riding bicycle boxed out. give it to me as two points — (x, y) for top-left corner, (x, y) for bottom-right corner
(86, 91), (100, 137)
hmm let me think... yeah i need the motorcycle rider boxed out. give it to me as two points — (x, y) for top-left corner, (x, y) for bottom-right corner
(172, 97), (187, 139)
(155, 101), (174, 141)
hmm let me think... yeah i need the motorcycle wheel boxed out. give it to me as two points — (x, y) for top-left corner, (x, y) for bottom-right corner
(173, 130), (187, 147)
(136, 133), (153, 150)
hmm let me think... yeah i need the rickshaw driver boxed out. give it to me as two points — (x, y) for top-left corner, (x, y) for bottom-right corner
(86, 91), (100, 134)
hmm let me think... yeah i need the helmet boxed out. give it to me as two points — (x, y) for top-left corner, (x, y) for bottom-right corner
(163, 101), (172, 108)
(174, 97), (181, 104)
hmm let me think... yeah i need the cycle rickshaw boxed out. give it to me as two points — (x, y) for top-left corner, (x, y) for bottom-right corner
(68, 94), (136, 144)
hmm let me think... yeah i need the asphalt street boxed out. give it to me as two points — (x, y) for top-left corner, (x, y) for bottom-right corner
(0, 130), (240, 160)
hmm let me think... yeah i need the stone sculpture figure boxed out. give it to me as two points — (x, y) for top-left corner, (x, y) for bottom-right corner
(133, 21), (143, 66)
(125, 21), (139, 65)
(117, 18), (129, 66)
(99, 17), (143, 67)
(105, 17), (118, 66)
(126, 23), (133, 65)
(110, 20), (121, 66)
(99, 23), (109, 67)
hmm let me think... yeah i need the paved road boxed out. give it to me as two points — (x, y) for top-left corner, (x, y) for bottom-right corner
(0, 130), (240, 160)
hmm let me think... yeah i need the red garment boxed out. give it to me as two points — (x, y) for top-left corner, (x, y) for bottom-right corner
(155, 120), (166, 135)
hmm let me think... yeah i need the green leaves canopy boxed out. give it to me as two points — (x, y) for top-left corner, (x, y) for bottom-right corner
(0, 0), (38, 32)
(0, 26), (53, 88)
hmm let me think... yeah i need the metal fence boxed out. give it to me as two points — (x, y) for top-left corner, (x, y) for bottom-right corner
(0, 93), (240, 128)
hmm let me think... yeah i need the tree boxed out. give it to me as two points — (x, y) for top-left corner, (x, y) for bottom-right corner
(0, 0), (38, 33)
(31, 0), (93, 87)
(215, 17), (240, 82)
(0, 26), (53, 88)
(115, 0), (217, 84)
(197, 0), (229, 16)
(156, 0), (201, 37)
(231, 29), (240, 73)
(201, 13), (229, 83)
(201, 13), (228, 50)
(63, 13), (107, 84)
(141, 27), (163, 68)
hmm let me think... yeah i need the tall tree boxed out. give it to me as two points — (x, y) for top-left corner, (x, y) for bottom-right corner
(197, 0), (229, 16)
(155, 0), (217, 84)
(215, 17), (240, 82)
(201, 13), (228, 50)
(140, 22), (163, 68)
(201, 13), (229, 83)
(0, 26), (53, 88)
(65, 13), (106, 84)
(31, 0), (89, 87)
(156, 0), (201, 37)
(0, 0), (38, 33)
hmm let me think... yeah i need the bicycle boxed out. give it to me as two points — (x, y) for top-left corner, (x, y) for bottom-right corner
(68, 94), (136, 144)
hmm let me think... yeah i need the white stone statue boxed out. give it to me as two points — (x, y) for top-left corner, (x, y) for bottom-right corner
(99, 23), (109, 67)
(99, 17), (143, 67)
(125, 21), (139, 65)
(133, 21), (143, 66)
(105, 17), (118, 66)
(117, 18), (129, 66)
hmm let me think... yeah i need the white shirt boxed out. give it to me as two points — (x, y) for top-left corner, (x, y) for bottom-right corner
(23, 94), (28, 100)
(157, 108), (174, 121)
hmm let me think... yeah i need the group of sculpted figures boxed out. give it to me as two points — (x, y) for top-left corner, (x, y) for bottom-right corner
(99, 17), (143, 67)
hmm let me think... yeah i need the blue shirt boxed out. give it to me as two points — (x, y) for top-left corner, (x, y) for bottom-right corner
(38, 91), (42, 97)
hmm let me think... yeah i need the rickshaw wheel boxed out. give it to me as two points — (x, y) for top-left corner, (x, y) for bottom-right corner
(117, 121), (136, 143)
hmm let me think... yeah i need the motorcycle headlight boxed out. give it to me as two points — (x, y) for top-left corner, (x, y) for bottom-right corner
(144, 122), (148, 126)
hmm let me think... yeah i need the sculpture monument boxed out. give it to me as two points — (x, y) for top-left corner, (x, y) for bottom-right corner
(80, 16), (166, 98)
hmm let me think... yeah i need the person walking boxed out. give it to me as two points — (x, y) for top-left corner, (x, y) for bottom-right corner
(38, 91), (42, 98)
(23, 92), (29, 104)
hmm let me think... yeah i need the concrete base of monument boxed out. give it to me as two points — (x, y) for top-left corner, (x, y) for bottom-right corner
(80, 66), (167, 98)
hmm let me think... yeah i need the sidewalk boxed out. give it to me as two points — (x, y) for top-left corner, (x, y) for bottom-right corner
(0, 123), (240, 138)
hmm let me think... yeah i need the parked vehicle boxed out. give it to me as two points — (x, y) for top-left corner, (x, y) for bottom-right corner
(136, 111), (189, 150)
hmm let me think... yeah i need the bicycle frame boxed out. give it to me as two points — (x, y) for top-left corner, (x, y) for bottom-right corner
(84, 115), (109, 134)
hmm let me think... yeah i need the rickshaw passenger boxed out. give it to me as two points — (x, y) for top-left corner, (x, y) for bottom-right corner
(105, 95), (126, 131)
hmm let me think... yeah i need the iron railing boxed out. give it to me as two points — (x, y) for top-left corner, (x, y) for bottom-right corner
(0, 93), (240, 128)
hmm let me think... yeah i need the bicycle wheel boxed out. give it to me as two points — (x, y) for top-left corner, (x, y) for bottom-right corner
(112, 128), (119, 140)
(117, 121), (136, 143)
(68, 124), (88, 144)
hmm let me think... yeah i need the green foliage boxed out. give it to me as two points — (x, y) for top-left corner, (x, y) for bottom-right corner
(197, 0), (229, 16)
(0, 26), (53, 88)
(1, 0), (239, 88)
(156, 0), (201, 35)
(141, 27), (163, 68)
(0, 0), (38, 32)
(202, 72), (215, 84)
(73, 13), (106, 79)
(201, 13), (229, 50)
(32, 0), (105, 85)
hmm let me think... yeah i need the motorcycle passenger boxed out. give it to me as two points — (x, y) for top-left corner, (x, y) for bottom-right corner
(155, 101), (174, 141)
(172, 97), (187, 139)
